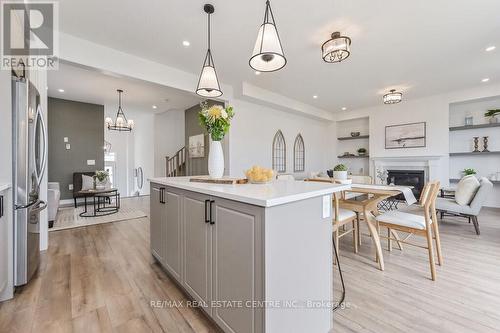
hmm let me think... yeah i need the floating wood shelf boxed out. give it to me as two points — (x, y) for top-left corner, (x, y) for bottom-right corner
(337, 155), (369, 158)
(450, 178), (500, 184)
(449, 123), (500, 131)
(337, 135), (369, 141)
(449, 151), (500, 156)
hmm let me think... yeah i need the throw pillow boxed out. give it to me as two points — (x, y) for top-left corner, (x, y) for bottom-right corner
(81, 175), (94, 191)
(455, 175), (480, 206)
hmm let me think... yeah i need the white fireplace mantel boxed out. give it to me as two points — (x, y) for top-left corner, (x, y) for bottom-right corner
(370, 156), (443, 184)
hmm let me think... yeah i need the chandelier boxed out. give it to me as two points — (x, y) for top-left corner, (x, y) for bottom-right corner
(196, 4), (223, 97)
(322, 32), (351, 63)
(105, 89), (134, 131)
(249, 0), (286, 72)
(383, 89), (403, 104)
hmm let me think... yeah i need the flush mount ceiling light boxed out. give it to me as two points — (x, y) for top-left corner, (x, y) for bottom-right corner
(105, 89), (134, 132)
(249, 0), (286, 72)
(485, 46), (496, 52)
(196, 4), (222, 98)
(322, 31), (351, 63)
(383, 89), (403, 104)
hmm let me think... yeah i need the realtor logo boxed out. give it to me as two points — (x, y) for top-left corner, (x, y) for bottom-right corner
(1, 1), (58, 70)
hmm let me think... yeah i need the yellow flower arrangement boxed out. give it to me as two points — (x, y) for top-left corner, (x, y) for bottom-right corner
(199, 101), (234, 141)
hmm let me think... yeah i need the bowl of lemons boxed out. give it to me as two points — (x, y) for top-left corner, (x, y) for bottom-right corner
(245, 166), (275, 184)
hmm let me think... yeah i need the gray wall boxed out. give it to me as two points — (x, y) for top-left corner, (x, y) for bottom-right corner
(48, 98), (104, 199)
(185, 100), (228, 176)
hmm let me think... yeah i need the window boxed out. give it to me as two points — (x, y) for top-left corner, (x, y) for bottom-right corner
(272, 130), (286, 173)
(294, 134), (305, 172)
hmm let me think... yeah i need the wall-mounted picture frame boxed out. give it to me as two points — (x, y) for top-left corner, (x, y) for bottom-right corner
(385, 122), (426, 149)
(188, 134), (205, 158)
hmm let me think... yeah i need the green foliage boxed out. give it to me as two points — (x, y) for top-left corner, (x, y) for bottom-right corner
(198, 101), (235, 141)
(463, 168), (476, 176)
(357, 148), (367, 153)
(333, 164), (348, 171)
(94, 170), (109, 182)
(484, 109), (500, 117)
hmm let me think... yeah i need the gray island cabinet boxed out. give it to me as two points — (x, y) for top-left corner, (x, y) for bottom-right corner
(149, 177), (349, 333)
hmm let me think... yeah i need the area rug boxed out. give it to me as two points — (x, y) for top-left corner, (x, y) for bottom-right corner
(50, 205), (148, 231)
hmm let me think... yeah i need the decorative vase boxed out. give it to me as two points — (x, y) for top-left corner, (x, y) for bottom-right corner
(333, 171), (348, 180)
(473, 137), (480, 152)
(208, 139), (224, 178)
(482, 136), (490, 152)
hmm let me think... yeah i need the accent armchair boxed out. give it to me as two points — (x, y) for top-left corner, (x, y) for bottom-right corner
(47, 182), (60, 228)
(436, 177), (493, 235)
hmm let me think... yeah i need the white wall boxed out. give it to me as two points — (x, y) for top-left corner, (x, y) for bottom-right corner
(104, 106), (154, 196)
(228, 99), (336, 178)
(154, 110), (185, 177)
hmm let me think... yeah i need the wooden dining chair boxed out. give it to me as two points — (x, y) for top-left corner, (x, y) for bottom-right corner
(332, 192), (358, 264)
(375, 181), (443, 280)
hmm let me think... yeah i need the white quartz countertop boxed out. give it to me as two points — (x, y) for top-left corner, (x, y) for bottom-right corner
(0, 183), (11, 192)
(148, 177), (350, 207)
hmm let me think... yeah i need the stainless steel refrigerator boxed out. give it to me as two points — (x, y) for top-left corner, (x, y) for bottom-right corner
(12, 76), (47, 286)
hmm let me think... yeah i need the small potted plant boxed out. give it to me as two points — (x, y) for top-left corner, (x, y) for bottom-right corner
(463, 168), (477, 177)
(93, 170), (109, 190)
(484, 109), (500, 124)
(333, 164), (348, 180)
(357, 148), (367, 156)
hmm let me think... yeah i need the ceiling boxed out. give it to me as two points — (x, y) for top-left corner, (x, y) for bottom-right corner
(58, 0), (500, 112)
(47, 62), (201, 112)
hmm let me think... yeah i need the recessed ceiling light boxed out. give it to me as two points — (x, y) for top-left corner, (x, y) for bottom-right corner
(255, 71), (261, 75)
(481, 78), (490, 82)
(313, 95), (318, 99)
(152, 105), (158, 109)
(341, 107), (347, 111)
(182, 40), (190, 47)
(58, 89), (64, 93)
(485, 46), (496, 52)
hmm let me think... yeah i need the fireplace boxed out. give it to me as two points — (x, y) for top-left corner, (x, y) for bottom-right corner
(387, 170), (425, 200)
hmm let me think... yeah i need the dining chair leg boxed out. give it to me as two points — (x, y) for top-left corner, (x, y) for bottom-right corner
(425, 227), (437, 281)
(390, 229), (404, 251)
(431, 210), (443, 266)
(352, 220), (358, 254)
(356, 213), (362, 246)
(387, 227), (392, 251)
(364, 209), (384, 271)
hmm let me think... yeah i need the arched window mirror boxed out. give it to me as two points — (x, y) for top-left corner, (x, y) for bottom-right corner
(272, 130), (286, 173)
(294, 134), (305, 172)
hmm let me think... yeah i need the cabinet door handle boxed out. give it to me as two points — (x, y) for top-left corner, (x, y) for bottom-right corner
(204, 199), (210, 223)
(209, 200), (215, 225)
(0, 195), (3, 218)
(160, 188), (166, 204)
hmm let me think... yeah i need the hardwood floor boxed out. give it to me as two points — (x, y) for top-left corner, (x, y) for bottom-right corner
(1, 196), (499, 332)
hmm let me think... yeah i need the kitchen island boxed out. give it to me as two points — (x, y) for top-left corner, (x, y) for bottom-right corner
(148, 177), (350, 333)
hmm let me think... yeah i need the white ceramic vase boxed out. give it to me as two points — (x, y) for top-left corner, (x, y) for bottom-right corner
(208, 139), (224, 179)
(333, 171), (348, 180)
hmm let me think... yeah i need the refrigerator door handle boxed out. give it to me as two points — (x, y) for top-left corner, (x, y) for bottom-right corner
(35, 105), (47, 186)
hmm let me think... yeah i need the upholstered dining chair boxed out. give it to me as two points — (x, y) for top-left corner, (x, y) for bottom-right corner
(375, 181), (442, 280)
(332, 192), (358, 264)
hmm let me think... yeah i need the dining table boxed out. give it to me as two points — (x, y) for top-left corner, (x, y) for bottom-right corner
(306, 178), (416, 271)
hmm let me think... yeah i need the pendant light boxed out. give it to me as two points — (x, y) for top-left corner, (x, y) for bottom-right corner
(196, 4), (222, 98)
(105, 89), (134, 131)
(249, 0), (286, 72)
(383, 89), (403, 104)
(322, 32), (351, 63)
